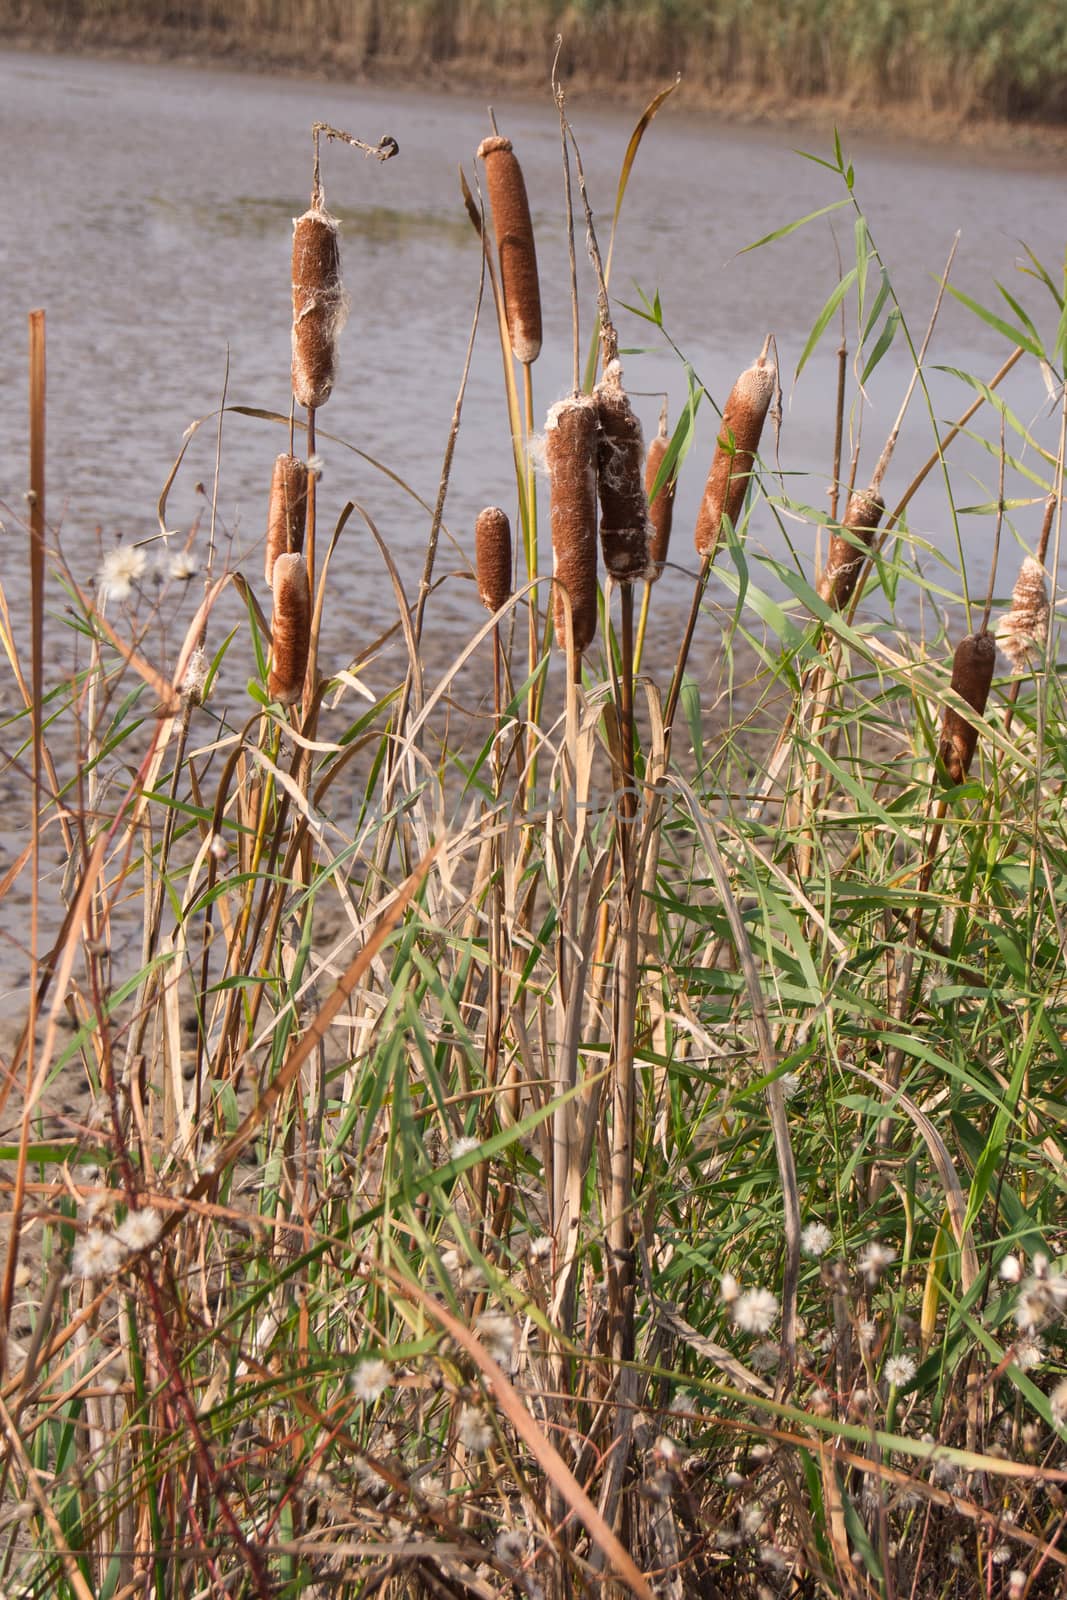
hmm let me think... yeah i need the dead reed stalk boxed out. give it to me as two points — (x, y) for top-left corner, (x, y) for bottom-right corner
(817, 486), (885, 610)
(291, 205), (347, 409)
(477, 134), (542, 366)
(264, 453), (309, 583)
(594, 360), (653, 583)
(938, 631), (996, 783)
(694, 339), (775, 559)
(645, 403), (676, 578)
(268, 552), (311, 705)
(474, 505), (512, 613)
(546, 394), (600, 658)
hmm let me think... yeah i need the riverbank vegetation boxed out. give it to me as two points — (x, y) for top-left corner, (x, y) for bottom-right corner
(7, 0), (1067, 126)
(3, 70), (1067, 1600)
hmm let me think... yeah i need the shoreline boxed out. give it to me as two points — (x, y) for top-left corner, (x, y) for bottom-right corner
(6, 27), (1067, 165)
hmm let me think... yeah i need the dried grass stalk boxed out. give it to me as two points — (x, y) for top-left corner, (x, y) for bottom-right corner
(268, 552), (311, 705)
(694, 347), (775, 558)
(264, 454), (309, 584)
(645, 407), (677, 580)
(546, 394), (599, 655)
(475, 506), (512, 613)
(594, 360), (653, 583)
(938, 631), (996, 783)
(817, 486), (885, 610)
(478, 134), (542, 366)
(291, 206), (348, 409)
(995, 555), (1050, 669)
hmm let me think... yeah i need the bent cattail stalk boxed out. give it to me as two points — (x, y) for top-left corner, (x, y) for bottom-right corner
(645, 405), (677, 579)
(546, 394), (599, 655)
(475, 506), (512, 613)
(594, 360), (653, 583)
(938, 631), (996, 784)
(694, 341), (775, 559)
(264, 454), (309, 584)
(995, 555), (1050, 669)
(291, 205), (348, 409)
(477, 134), (542, 366)
(817, 486), (884, 610)
(268, 553), (311, 706)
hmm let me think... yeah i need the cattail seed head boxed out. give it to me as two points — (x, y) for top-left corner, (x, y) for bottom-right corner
(478, 135), (542, 366)
(594, 360), (653, 583)
(694, 348), (775, 559)
(474, 506), (512, 614)
(291, 206), (348, 409)
(817, 487), (884, 610)
(938, 631), (996, 784)
(268, 553), (311, 706)
(545, 394), (599, 656)
(996, 556), (1050, 669)
(264, 453), (309, 584)
(645, 408), (677, 579)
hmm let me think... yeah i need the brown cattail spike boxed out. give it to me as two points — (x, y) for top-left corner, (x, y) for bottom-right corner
(291, 206), (348, 409)
(475, 506), (512, 614)
(938, 631), (996, 784)
(268, 553), (311, 706)
(264, 453), (309, 584)
(594, 361), (653, 583)
(546, 395), (599, 656)
(995, 556), (1050, 669)
(477, 135), (542, 366)
(645, 407), (677, 580)
(694, 346), (775, 559)
(817, 487), (885, 610)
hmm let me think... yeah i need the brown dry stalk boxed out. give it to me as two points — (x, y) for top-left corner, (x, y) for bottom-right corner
(817, 485), (885, 610)
(645, 403), (676, 578)
(477, 134), (542, 366)
(593, 359), (653, 583)
(938, 631), (996, 784)
(291, 205), (347, 409)
(694, 339), (775, 558)
(264, 452), (309, 583)
(546, 394), (599, 656)
(474, 505), (512, 613)
(268, 552), (311, 705)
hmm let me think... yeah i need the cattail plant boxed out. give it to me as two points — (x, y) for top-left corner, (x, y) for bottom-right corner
(264, 453), (309, 584)
(938, 631), (996, 783)
(291, 205), (347, 410)
(996, 556), (1050, 669)
(817, 486), (885, 610)
(694, 338), (775, 559)
(546, 395), (599, 659)
(268, 553), (311, 706)
(645, 403), (677, 579)
(474, 506), (512, 614)
(477, 134), (542, 367)
(594, 360), (653, 583)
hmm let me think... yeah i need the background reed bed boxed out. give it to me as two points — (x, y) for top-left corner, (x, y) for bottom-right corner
(3, 82), (1067, 1600)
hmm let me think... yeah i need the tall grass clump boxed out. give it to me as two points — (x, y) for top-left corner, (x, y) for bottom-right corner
(6, 79), (1067, 1600)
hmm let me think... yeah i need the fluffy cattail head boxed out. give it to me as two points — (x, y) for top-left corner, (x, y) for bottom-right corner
(545, 395), (599, 656)
(475, 506), (512, 614)
(291, 206), (348, 409)
(594, 361), (653, 583)
(817, 487), (884, 611)
(268, 553), (311, 706)
(477, 135), (542, 366)
(264, 453), (309, 584)
(938, 631), (996, 784)
(694, 345), (775, 559)
(645, 407), (677, 580)
(996, 556), (1050, 669)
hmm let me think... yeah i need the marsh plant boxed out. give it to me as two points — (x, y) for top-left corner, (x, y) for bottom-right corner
(2, 78), (1067, 1600)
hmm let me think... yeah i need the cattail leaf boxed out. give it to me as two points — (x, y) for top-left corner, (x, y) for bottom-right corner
(1017, 241), (1063, 309)
(860, 308), (901, 384)
(679, 674), (703, 773)
(861, 268), (892, 344)
(946, 284), (1042, 357)
(796, 267), (858, 380)
(648, 382), (700, 506)
(854, 215), (869, 321)
(935, 368), (1052, 463)
(458, 164), (483, 236)
(995, 281), (1041, 349)
(960, 1029), (1034, 1240)
(740, 198), (850, 254)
